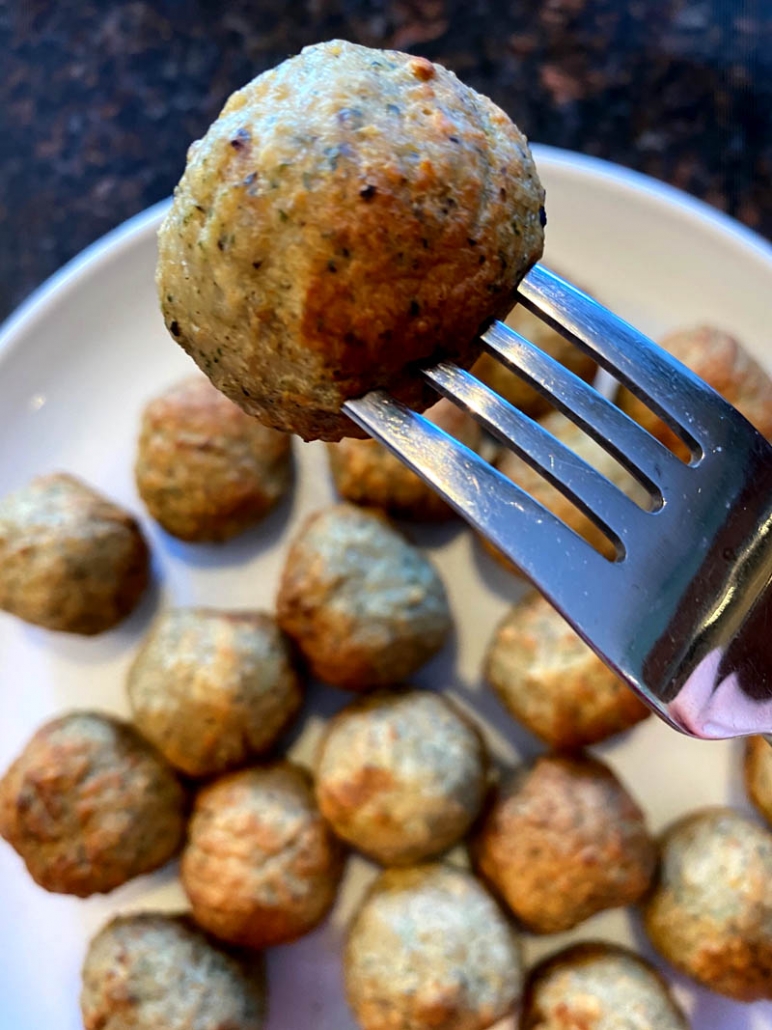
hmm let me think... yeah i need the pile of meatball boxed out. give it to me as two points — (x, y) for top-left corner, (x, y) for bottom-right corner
(2, 310), (772, 1030)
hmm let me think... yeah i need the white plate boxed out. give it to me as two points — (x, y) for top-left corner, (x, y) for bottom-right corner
(1, 145), (772, 1030)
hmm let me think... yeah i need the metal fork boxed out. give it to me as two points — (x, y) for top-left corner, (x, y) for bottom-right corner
(343, 265), (772, 740)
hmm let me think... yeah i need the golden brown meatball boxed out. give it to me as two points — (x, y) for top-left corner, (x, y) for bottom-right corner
(520, 942), (689, 1030)
(0, 712), (185, 897)
(0, 472), (149, 634)
(276, 504), (451, 690)
(157, 40), (544, 441)
(618, 325), (772, 459)
(327, 397), (481, 521)
(315, 689), (488, 865)
(135, 376), (292, 542)
(181, 762), (345, 948)
(485, 592), (649, 750)
(81, 913), (266, 1030)
(345, 863), (523, 1030)
(472, 301), (597, 419)
(643, 807), (772, 1002)
(127, 608), (303, 778)
(472, 753), (656, 934)
(744, 735), (772, 826)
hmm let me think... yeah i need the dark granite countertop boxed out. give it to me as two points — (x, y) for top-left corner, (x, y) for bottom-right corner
(1, 0), (771, 323)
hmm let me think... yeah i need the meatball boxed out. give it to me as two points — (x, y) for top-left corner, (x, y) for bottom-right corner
(81, 913), (266, 1030)
(181, 762), (345, 948)
(643, 807), (772, 1001)
(472, 301), (597, 420)
(327, 397), (482, 521)
(0, 472), (149, 634)
(0, 712), (185, 897)
(520, 942), (689, 1030)
(135, 375), (292, 542)
(315, 689), (488, 864)
(345, 863), (523, 1030)
(157, 39), (544, 441)
(745, 735), (772, 826)
(618, 325), (772, 459)
(485, 592), (649, 749)
(472, 753), (656, 934)
(276, 504), (451, 690)
(127, 608), (303, 778)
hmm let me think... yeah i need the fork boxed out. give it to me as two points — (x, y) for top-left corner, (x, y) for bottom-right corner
(343, 265), (772, 740)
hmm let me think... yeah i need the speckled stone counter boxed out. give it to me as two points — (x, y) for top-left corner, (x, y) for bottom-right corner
(1, 0), (770, 322)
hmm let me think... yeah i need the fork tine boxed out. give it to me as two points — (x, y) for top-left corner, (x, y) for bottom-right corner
(482, 319), (689, 501)
(517, 265), (737, 456)
(423, 362), (650, 553)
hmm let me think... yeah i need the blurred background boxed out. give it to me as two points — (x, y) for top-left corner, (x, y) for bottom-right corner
(1, 0), (770, 323)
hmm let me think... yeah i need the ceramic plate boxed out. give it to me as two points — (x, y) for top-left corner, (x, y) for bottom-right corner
(2, 145), (772, 1029)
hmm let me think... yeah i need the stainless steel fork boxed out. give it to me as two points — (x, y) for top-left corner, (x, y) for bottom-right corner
(343, 265), (772, 740)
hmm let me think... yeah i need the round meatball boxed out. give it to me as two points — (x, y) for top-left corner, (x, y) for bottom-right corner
(0, 712), (185, 897)
(315, 689), (488, 864)
(0, 472), (149, 634)
(345, 863), (523, 1030)
(135, 376), (292, 542)
(276, 504), (451, 690)
(485, 592), (649, 749)
(472, 300), (597, 420)
(643, 807), (772, 1001)
(127, 608), (303, 778)
(520, 942), (688, 1030)
(745, 735), (772, 826)
(181, 762), (345, 948)
(81, 913), (266, 1030)
(618, 325), (772, 459)
(157, 39), (544, 441)
(472, 753), (656, 934)
(327, 397), (482, 521)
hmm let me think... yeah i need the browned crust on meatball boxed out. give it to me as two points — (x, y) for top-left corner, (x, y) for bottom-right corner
(181, 762), (345, 948)
(80, 912), (266, 1030)
(0, 712), (185, 897)
(135, 376), (292, 542)
(0, 472), (149, 634)
(485, 592), (649, 750)
(520, 941), (689, 1030)
(643, 806), (772, 1002)
(472, 753), (656, 934)
(157, 40), (544, 441)
(127, 608), (303, 778)
(276, 504), (451, 690)
(326, 398), (481, 521)
(745, 735), (772, 827)
(315, 689), (489, 864)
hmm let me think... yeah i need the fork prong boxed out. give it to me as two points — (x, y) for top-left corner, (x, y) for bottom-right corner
(482, 319), (690, 502)
(517, 265), (741, 456)
(343, 390), (619, 590)
(423, 362), (650, 553)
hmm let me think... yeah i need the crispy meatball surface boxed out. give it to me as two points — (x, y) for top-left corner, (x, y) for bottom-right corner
(745, 735), (772, 826)
(643, 807), (772, 1001)
(135, 376), (292, 542)
(345, 863), (522, 1030)
(127, 608), (303, 778)
(520, 942), (689, 1030)
(473, 753), (656, 934)
(315, 689), (488, 864)
(0, 712), (185, 897)
(618, 326), (772, 458)
(81, 913), (266, 1030)
(0, 472), (149, 634)
(157, 40), (544, 441)
(181, 762), (345, 948)
(327, 398), (481, 521)
(485, 592), (649, 749)
(276, 504), (451, 690)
